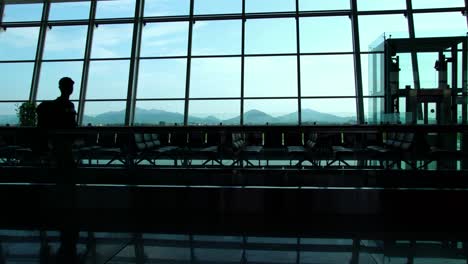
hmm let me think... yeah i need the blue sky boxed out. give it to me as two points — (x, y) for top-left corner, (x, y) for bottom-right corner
(0, 0), (466, 122)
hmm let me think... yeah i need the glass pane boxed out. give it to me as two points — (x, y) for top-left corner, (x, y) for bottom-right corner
(412, 0), (465, 9)
(190, 58), (241, 98)
(188, 100), (240, 125)
(244, 99), (298, 125)
(418, 52), (439, 89)
(145, 0), (190, 17)
(397, 52), (415, 89)
(0, 27), (40, 60)
(0, 63), (33, 100)
(134, 100), (184, 126)
(83, 101), (126, 126)
(3, 4), (43, 22)
(301, 252), (352, 264)
(300, 16), (352, 53)
(246, 0), (295, 13)
(87, 60), (129, 99)
(246, 250), (296, 263)
(138, 59), (186, 99)
(91, 24), (133, 58)
(301, 55), (355, 96)
(37, 61), (83, 101)
(361, 53), (385, 96)
(192, 20), (242, 55)
(414, 12), (467, 38)
(96, 0), (136, 19)
(299, 0), (350, 11)
(245, 18), (296, 54)
(245, 56), (297, 97)
(195, 0), (242, 14)
(49, 2), (90, 21)
(144, 246), (190, 262)
(140, 22), (189, 57)
(357, 0), (406, 11)
(301, 99), (357, 124)
(358, 14), (409, 52)
(195, 248), (242, 262)
(43, 26), (87, 60)
(364, 97), (384, 124)
(0, 103), (20, 125)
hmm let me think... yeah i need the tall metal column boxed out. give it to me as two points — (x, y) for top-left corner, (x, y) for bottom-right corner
(462, 40), (468, 169)
(124, 0), (145, 126)
(240, 0), (245, 125)
(406, 0), (421, 91)
(77, 0), (97, 126)
(295, 0), (302, 125)
(183, 0), (195, 126)
(29, 1), (50, 103)
(350, 0), (365, 124)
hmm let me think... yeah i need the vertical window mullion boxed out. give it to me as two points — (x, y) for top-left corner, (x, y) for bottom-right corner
(77, 0), (97, 126)
(29, 1), (50, 103)
(0, 3), (4, 24)
(350, 0), (364, 124)
(296, 0), (301, 125)
(125, 0), (145, 126)
(241, 0), (245, 125)
(406, 0), (421, 91)
(184, 0), (195, 126)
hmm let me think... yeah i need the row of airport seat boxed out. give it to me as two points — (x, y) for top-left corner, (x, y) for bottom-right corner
(0, 130), (465, 169)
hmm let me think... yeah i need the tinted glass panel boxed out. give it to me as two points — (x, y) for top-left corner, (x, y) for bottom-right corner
(134, 100), (184, 126)
(0, 27), (40, 60)
(37, 61), (83, 101)
(190, 58), (241, 98)
(137, 59), (186, 99)
(87, 60), (129, 99)
(245, 18), (296, 54)
(301, 99), (357, 124)
(0, 103), (20, 125)
(300, 16), (352, 53)
(145, 0), (190, 17)
(412, 0), (465, 9)
(3, 4), (43, 22)
(246, 0), (295, 13)
(414, 12), (467, 38)
(192, 20), (242, 55)
(141, 22), (189, 57)
(83, 101), (126, 126)
(301, 55), (355, 96)
(49, 2), (90, 21)
(43, 26), (87, 60)
(0, 63), (33, 100)
(358, 14), (409, 52)
(299, 0), (350, 11)
(244, 99), (298, 125)
(245, 56), (297, 97)
(357, 0), (406, 11)
(96, 0), (136, 19)
(91, 24), (133, 58)
(194, 0), (242, 14)
(189, 100), (240, 125)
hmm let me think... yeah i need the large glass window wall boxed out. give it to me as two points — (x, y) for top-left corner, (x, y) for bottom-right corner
(0, 0), (466, 126)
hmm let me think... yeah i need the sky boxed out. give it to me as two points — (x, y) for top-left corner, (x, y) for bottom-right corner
(0, 0), (467, 123)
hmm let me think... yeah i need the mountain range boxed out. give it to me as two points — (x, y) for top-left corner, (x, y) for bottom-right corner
(0, 108), (355, 125)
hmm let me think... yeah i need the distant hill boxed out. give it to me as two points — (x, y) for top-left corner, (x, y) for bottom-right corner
(0, 108), (356, 126)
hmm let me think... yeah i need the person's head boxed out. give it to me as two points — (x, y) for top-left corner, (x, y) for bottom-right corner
(59, 77), (74, 97)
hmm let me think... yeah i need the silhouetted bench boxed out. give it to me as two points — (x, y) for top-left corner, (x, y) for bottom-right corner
(133, 133), (179, 166)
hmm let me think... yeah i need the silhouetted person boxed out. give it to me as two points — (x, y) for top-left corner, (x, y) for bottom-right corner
(37, 77), (79, 263)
